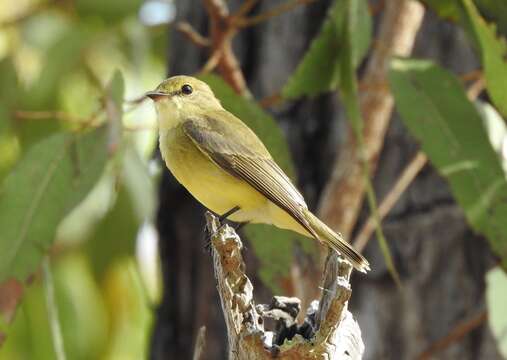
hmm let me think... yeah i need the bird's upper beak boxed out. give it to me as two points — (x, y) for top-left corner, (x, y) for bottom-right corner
(145, 91), (169, 102)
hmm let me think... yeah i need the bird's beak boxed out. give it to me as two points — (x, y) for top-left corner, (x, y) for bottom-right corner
(145, 91), (169, 102)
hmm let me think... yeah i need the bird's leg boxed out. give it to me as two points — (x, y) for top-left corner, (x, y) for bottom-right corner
(218, 205), (241, 222)
(204, 206), (241, 252)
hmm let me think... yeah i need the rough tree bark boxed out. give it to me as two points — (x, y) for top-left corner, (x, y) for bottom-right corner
(205, 212), (364, 359)
(151, 1), (503, 359)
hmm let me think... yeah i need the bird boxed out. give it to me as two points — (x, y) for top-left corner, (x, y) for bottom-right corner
(147, 75), (369, 272)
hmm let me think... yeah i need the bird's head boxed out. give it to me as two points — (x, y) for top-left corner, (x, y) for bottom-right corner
(146, 76), (222, 118)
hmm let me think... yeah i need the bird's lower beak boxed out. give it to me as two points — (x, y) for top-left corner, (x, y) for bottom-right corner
(145, 91), (168, 102)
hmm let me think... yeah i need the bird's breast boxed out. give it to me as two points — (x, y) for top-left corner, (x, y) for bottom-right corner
(159, 127), (269, 221)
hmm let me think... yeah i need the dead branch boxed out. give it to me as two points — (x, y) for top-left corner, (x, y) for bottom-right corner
(417, 310), (487, 360)
(318, 0), (425, 238)
(206, 212), (364, 359)
(176, 22), (211, 47)
(353, 151), (427, 251)
(186, 0), (317, 96)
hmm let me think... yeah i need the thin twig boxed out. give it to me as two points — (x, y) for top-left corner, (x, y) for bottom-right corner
(14, 110), (84, 123)
(203, 0), (229, 19)
(200, 47), (224, 74)
(466, 75), (485, 99)
(259, 92), (282, 108)
(43, 258), (66, 360)
(235, 0), (317, 28)
(460, 68), (482, 83)
(353, 151), (427, 252)
(417, 310), (488, 360)
(176, 22), (211, 47)
(235, 0), (259, 17)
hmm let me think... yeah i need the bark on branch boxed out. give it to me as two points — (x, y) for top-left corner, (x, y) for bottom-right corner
(205, 212), (364, 359)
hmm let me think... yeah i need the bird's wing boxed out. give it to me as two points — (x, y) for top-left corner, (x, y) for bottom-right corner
(182, 115), (318, 239)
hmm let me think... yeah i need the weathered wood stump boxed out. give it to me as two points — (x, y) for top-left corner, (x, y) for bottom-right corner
(201, 212), (364, 359)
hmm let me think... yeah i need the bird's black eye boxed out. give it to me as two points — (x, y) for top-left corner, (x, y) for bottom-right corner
(181, 84), (193, 95)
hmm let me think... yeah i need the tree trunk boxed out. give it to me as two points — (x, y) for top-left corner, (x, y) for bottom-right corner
(150, 1), (502, 359)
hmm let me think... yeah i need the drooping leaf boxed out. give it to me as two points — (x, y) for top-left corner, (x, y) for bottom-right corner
(0, 127), (109, 282)
(486, 266), (507, 358)
(0, 58), (23, 108)
(282, 0), (371, 99)
(421, 0), (461, 20)
(15, 27), (91, 149)
(338, 0), (400, 285)
(28, 27), (91, 110)
(475, 101), (507, 173)
(462, 0), (507, 118)
(1, 254), (109, 359)
(86, 145), (156, 279)
(475, 0), (507, 36)
(198, 74), (317, 288)
(389, 58), (507, 266)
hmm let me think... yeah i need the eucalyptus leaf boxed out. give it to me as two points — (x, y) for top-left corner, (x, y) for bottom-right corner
(29, 27), (90, 109)
(0, 127), (109, 282)
(338, 0), (399, 285)
(475, 101), (507, 173)
(282, 0), (371, 99)
(389, 58), (507, 266)
(86, 145), (155, 279)
(462, 0), (507, 118)
(486, 266), (507, 358)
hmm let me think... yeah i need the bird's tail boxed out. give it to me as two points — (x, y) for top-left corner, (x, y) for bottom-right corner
(304, 210), (370, 273)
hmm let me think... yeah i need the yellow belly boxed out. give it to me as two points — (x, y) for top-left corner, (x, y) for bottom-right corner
(160, 127), (270, 223)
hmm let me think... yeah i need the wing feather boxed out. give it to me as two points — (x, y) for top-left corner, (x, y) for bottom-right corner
(182, 117), (318, 239)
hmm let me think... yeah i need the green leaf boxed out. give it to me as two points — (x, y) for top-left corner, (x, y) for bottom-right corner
(476, 101), (507, 172)
(0, 127), (109, 282)
(462, 0), (507, 118)
(475, 0), (507, 36)
(338, 0), (400, 285)
(389, 58), (507, 266)
(282, 0), (371, 99)
(486, 266), (507, 358)
(0, 58), (23, 108)
(29, 27), (91, 110)
(199, 74), (318, 288)
(420, 0), (461, 20)
(86, 145), (155, 279)
(86, 185), (138, 279)
(75, 0), (143, 22)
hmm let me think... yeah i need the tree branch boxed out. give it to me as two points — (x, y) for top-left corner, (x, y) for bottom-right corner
(318, 0), (425, 239)
(205, 212), (364, 359)
(234, 0), (317, 28)
(176, 22), (211, 47)
(353, 151), (427, 251)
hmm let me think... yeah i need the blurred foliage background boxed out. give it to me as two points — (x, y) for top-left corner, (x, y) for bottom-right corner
(0, 0), (167, 358)
(1, 0), (507, 359)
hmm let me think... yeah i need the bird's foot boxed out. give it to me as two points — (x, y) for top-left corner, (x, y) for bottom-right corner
(203, 206), (242, 253)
